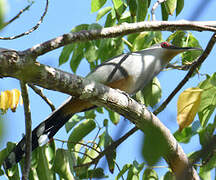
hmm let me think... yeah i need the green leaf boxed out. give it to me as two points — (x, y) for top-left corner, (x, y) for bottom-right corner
(91, 0), (107, 13)
(126, 0), (137, 18)
(132, 31), (154, 51)
(70, 43), (85, 73)
(136, 0), (148, 22)
(112, 0), (123, 10)
(85, 109), (96, 119)
(142, 126), (167, 166)
(78, 168), (106, 178)
(65, 115), (85, 133)
(0, 0), (7, 30)
(176, 0), (184, 16)
(96, 6), (112, 21)
(116, 164), (131, 180)
(199, 152), (216, 176)
(161, 2), (169, 20)
(36, 146), (55, 180)
(84, 42), (98, 63)
(198, 73), (216, 127)
(99, 130), (116, 173)
(71, 24), (89, 32)
(167, 31), (186, 47)
(67, 119), (96, 149)
(164, 0), (177, 15)
(119, 11), (132, 24)
(104, 12), (116, 27)
(199, 168), (211, 180)
(3, 143), (20, 179)
(199, 123), (215, 147)
(181, 33), (202, 64)
(82, 144), (100, 164)
(108, 110), (120, 125)
(98, 37), (123, 61)
(142, 168), (158, 180)
(138, 77), (162, 108)
(174, 124), (197, 143)
(59, 44), (75, 66)
(163, 171), (175, 180)
(127, 166), (139, 180)
(53, 149), (74, 179)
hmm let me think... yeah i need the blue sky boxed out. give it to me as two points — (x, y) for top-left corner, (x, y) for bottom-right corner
(1, 0), (216, 179)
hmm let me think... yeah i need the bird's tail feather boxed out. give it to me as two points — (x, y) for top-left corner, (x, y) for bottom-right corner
(3, 99), (73, 170)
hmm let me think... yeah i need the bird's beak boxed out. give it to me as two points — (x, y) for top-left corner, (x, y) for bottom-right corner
(167, 45), (203, 51)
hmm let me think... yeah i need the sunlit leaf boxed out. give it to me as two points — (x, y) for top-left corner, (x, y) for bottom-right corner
(181, 33), (202, 64)
(0, 0), (7, 30)
(142, 168), (158, 180)
(164, 0), (177, 15)
(174, 120), (200, 143)
(91, 0), (107, 12)
(132, 32), (154, 51)
(177, 87), (203, 131)
(53, 149), (74, 179)
(198, 73), (216, 127)
(96, 6), (112, 21)
(112, 0), (123, 10)
(65, 115), (85, 133)
(116, 164), (131, 180)
(36, 146), (55, 180)
(82, 143), (100, 164)
(108, 110), (120, 125)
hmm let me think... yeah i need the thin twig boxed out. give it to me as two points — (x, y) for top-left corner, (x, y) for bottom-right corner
(0, 0), (48, 40)
(3, 2), (33, 28)
(20, 81), (32, 180)
(29, 84), (55, 111)
(166, 62), (195, 71)
(54, 138), (101, 154)
(154, 32), (216, 115)
(151, 0), (167, 21)
(73, 126), (138, 169)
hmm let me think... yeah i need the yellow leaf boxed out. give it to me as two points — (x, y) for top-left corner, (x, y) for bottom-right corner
(0, 89), (22, 113)
(177, 87), (203, 131)
(0, 90), (12, 112)
(10, 89), (21, 112)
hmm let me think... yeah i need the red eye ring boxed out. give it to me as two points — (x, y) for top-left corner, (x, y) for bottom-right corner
(161, 42), (171, 48)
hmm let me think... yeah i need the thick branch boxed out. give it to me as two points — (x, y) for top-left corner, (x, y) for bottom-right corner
(22, 20), (216, 57)
(0, 52), (199, 179)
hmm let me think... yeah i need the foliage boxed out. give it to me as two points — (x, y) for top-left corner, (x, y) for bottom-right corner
(0, 0), (216, 179)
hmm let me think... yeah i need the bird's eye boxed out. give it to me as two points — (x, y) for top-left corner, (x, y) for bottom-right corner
(161, 42), (170, 48)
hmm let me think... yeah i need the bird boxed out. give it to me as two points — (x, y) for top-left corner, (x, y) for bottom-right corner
(3, 41), (202, 169)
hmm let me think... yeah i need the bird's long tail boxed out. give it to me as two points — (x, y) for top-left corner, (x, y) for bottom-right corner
(3, 97), (93, 169)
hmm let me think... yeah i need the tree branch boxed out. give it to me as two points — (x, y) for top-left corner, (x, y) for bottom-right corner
(0, 0), (48, 40)
(20, 81), (32, 180)
(0, 50), (200, 179)
(22, 20), (216, 57)
(28, 84), (55, 111)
